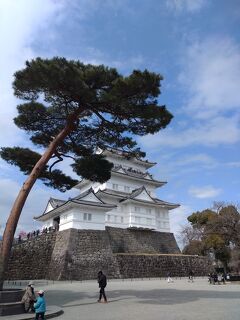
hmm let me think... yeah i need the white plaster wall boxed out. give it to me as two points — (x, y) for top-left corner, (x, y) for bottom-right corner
(41, 203), (170, 232)
(105, 203), (128, 228)
(59, 207), (106, 231)
(155, 208), (170, 232)
(106, 175), (156, 196)
(42, 219), (54, 229)
(80, 182), (103, 193)
(128, 203), (157, 229)
(134, 190), (154, 201)
(78, 192), (102, 202)
(106, 154), (148, 172)
(45, 203), (54, 213)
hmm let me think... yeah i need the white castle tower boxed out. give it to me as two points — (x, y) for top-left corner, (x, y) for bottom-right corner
(35, 149), (179, 232)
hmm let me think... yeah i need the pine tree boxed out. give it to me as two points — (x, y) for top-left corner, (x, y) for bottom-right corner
(0, 57), (173, 288)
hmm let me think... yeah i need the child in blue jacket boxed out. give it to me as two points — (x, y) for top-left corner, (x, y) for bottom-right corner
(34, 290), (46, 320)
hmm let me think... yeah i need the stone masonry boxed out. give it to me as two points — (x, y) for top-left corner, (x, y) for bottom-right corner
(6, 227), (211, 280)
(6, 232), (57, 280)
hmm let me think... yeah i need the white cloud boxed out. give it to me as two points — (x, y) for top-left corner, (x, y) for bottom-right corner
(77, 51), (145, 72)
(0, 178), (42, 234)
(173, 153), (217, 168)
(140, 36), (240, 151)
(140, 115), (240, 148)
(227, 161), (240, 168)
(166, 0), (207, 12)
(0, 177), (78, 236)
(169, 204), (192, 244)
(188, 185), (222, 199)
(179, 37), (240, 119)
(0, 0), (65, 147)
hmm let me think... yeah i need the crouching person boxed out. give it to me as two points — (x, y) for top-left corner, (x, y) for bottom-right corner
(34, 290), (46, 320)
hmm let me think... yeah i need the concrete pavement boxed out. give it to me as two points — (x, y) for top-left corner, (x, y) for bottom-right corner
(5, 278), (240, 320)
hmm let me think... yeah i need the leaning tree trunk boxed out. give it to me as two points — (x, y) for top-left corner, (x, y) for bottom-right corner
(0, 115), (79, 290)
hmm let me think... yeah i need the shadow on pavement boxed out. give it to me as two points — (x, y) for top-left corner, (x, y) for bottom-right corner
(45, 287), (240, 308)
(108, 288), (240, 305)
(62, 298), (128, 308)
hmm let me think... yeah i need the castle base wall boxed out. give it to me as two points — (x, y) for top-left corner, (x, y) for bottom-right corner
(115, 254), (211, 278)
(6, 232), (57, 280)
(6, 228), (211, 280)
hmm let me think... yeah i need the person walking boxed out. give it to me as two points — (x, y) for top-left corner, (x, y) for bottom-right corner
(34, 290), (46, 319)
(97, 271), (107, 303)
(167, 272), (174, 283)
(188, 270), (194, 283)
(21, 281), (36, 312)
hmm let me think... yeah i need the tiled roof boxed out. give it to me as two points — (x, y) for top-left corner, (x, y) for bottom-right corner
(100, 147), (156, 166)
(49, 197), (65, 208)
(35, 188), (116, 220)
(112, 165), (166, 185)
(98, 186), (179, 209)
(72, 187), (105, 203)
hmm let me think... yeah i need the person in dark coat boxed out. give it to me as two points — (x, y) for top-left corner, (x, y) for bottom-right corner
(188, 270), (194, 282)
(97, 271), (107, 303)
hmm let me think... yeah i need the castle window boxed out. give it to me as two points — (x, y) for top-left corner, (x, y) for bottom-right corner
(124, 186), (130, 192)
(135, 216), (141, 223)
(134, 206), (140, 213)
(163, 212), (168, 219)
(107, 214), (111, 222)
(146, 208), (151, 214)
(112, 183), (118, 190)
(163, 222), (169, 228)
(114, 216), (117, 223)
(83, 213), (92, 221)
(121, 216), (124, 223)
(146, 218), (152, 225)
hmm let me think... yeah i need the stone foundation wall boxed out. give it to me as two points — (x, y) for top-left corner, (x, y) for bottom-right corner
(6, 228), (211, 280)
(48, 228), (120, 280)
(106, 227), (180, 254)
(6, 232), (57, 280)
(115, 254), (211, 278)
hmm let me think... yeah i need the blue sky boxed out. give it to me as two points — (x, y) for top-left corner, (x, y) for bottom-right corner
(0, 0), (239, 242)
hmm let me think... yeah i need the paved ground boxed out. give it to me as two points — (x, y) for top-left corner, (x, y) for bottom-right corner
(5, 278), (240, 320)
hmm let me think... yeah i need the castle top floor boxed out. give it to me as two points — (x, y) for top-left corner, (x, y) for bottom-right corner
(97, 148), (157, 173)
(74, 148), (164, 193)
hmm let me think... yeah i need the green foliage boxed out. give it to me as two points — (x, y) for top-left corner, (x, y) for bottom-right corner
(203, 234), (225, 250)
(187, 209), (216, 227)
(72, 154), (113, 183)
(215, 247), (231, 266)
(1, 57), (173, 191)
(0, 147), (77, 191)
(219, 205), (238, 216)
(184, 204), (240, 269)
(0, 147), (43, 175)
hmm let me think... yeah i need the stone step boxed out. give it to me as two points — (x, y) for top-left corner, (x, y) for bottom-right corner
(0, 305), (63, 319)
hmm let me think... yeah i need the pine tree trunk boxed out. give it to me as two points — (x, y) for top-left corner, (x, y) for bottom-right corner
(0, 115), (78, 290)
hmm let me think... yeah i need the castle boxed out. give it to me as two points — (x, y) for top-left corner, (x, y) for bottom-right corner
(35, 148), (179, 232)
(7, 149), (212, 281)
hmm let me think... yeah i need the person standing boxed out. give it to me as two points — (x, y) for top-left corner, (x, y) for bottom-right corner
(34, 290), (46, 319)
(21, 281), (36, 312)
(97, 271), (107, 303)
